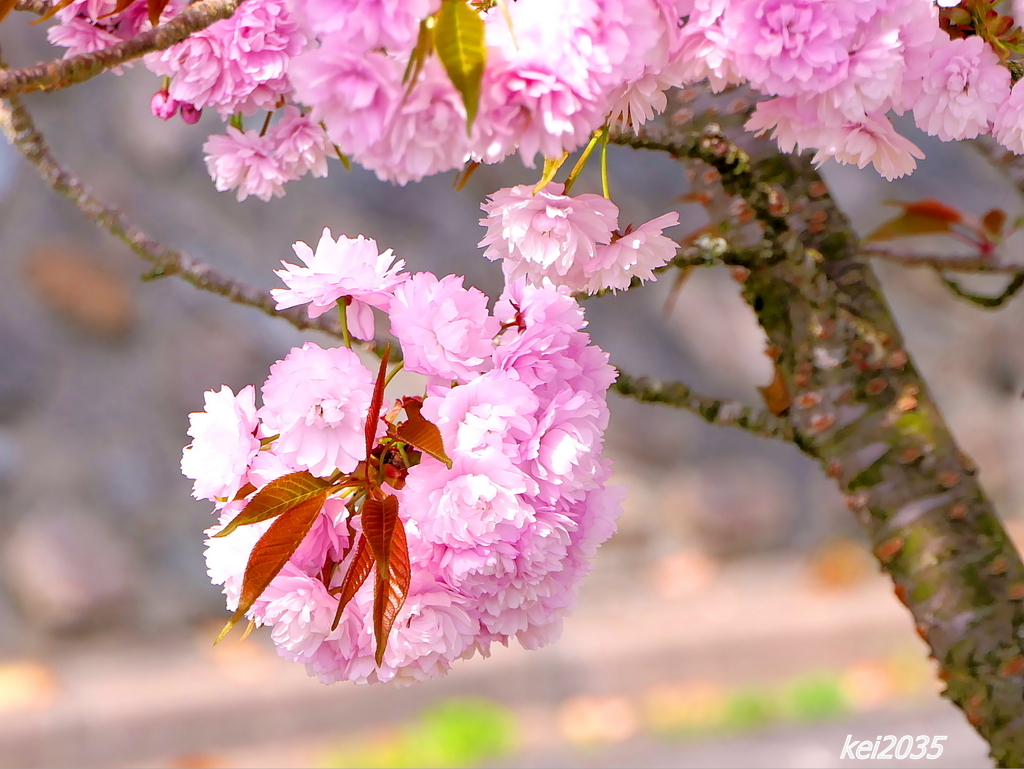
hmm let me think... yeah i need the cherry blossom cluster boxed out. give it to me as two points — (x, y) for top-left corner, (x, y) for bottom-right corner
(480, 183), (681, 294)
(182, 229), (623, 684)
(45, 0), (1024, 188)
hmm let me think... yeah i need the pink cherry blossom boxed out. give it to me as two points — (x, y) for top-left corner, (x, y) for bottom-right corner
(259, 342), (376, 476)
(268, 106), (330, 180)
(389, 273), (500, 382)
(203, 128), (287, 202)
(912, 35), (1010, 141)
(355, 58), (471, 185)
(479, 183), (619, 291)
(420, 371), (538, 462)
(181, 384), (260, 502)
(288, 45), (401, 157)
(586, 213), (680, 292)
(146, 0), (306, 117)
(290, 0), (440, 53)
(994, 79), (1024, 154)
(272, 229), (405, 339)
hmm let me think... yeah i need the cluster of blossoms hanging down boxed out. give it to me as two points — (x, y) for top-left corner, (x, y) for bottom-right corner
(45, 0), (1024, 193)
(182, 229), (624, 684)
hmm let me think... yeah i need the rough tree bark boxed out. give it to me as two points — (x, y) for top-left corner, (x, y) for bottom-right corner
(613, 101), (1024, 767)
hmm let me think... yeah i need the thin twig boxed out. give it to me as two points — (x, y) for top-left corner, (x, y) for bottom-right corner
(0, 90), (353, 342)
(862, 247), (1024, 274)
(613, 369), (794, 443)
(0, 0), (241, 96)
(941, 273), (1024, 308)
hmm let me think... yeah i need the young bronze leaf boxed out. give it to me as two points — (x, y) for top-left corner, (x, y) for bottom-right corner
(216, 491), (328, 642)
(394, 400), (452, 468)
(757, 363), (791, 416)
(365, 343), (391, 464)
(330, 535), (374, 630)
(97, 0), (138, 19)
(373, 517), (411, 666)
(147, 0), (171, 27)
(0, 0), (16, 23)
(362, 494), (399, 575)
(892, 199), (963, 223)
(435, 0), (487, 130)
(865, 198), (964, 243)
(215, 471), (334, 539)
(983, 209), (1007, 238)
(865, 212), (954, 243)
(29, 0), (77, 23)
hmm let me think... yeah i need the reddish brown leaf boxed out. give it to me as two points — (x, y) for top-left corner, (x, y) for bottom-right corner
(888, 198), (962, 223)
(757, 364), (791, 416)
(231, 482), (257, 502)
(373, 518), (411, 666)
(983, 209), (1007, 238)
(394, 399), (452, 468)
(29, 0), (76, 23)
(216, 491), (328, 642)
(215, 471), (334, 539)
(865, 209), (955, 243)
(0, 0), (19, 23)
(146, 0), (170, 26)
(362, 494), (399, 575)
(330, 535), (373, 630)
(365, 344), (391, 467)
(97, 0), (137, 19)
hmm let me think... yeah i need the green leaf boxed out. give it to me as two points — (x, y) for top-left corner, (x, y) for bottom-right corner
(330, 534), (373, 630)
(435, 0), (487, 130)
(533, 152), (570, 195)
(402, 16), (436, 86)
(394, 398), (452, 468)
(214, 471), (334, 539)
(215, 490), (328, 643)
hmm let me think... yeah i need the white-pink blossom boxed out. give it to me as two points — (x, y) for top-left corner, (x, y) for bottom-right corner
(181, 385), (260, 502)
(272, 229), (405, 339)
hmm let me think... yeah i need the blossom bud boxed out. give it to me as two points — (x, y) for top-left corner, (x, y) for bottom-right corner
(150, 90), (178, 121)
(180, 104), (202, 125)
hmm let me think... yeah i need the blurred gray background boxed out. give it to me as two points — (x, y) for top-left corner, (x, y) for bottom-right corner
(0, 13), (1021, 769)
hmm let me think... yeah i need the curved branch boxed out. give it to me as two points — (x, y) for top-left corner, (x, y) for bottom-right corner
(613, 369), (794, 443)
(941, 273), (1024, 308)
(0, 90), (350, 342)
(862, 247), (1024, 274)
(0, 0), (240, 96)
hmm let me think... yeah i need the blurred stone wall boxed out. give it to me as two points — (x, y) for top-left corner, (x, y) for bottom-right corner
(0, 18), (1022, 653)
